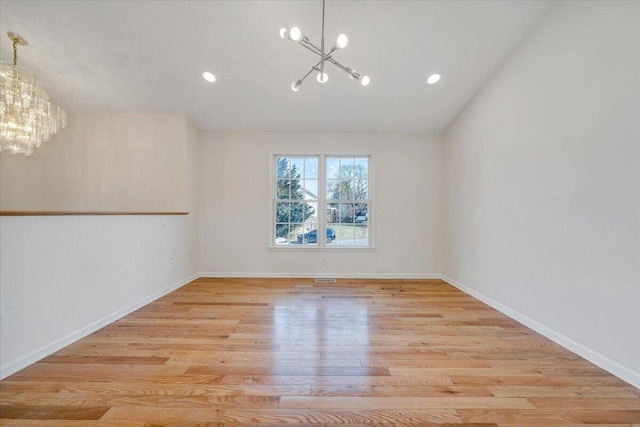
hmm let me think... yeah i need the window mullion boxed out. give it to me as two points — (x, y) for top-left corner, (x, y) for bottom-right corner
(318, 155), (326, 248)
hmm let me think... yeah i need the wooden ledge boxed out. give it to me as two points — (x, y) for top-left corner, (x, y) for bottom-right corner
(0, 211), (189, 216)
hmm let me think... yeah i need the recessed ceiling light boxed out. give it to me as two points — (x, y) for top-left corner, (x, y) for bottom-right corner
(427, 74), (441, 85)
(202, 72), (216, 83)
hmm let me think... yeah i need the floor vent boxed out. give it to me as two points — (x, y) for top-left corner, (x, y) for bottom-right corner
(315, 278), (337, 283)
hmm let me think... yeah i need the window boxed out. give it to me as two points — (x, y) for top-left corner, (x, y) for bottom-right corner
(273, 155), (371, 248)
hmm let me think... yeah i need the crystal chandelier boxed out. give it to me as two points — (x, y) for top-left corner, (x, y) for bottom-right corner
(281, 0), (369, 91)
(0, 32), (66, 156)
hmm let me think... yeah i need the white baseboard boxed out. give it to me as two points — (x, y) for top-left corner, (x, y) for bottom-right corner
(198, 272), (443, 279)
(440, 275), (640, 389)
(5, 272), (637, 389)
(0, 273), (198, 380)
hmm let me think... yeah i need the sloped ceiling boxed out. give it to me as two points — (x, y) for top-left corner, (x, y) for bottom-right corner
(0, 0), (553, 132)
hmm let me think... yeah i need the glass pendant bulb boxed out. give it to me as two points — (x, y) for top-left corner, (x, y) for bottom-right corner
(289, 27), (302, 42)
(336, 34), (348, 49)
(292, 82), (300, 91)
(317, 72), (328, 83)
(360, 75), (370, 86)
(279, 28), (288, 39)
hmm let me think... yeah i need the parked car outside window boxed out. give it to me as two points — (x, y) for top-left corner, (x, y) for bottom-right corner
(297, 228), (336, 244)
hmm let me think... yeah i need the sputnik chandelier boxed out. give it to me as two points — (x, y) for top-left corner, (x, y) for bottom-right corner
(280, 0), (369, 91)
(0, 32), (66, 156)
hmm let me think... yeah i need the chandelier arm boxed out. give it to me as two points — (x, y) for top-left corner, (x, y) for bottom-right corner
(296, 66), (317, 87)
(298, 41), (341, 68)
(303, 38), (340, 58)
(295, 53), (335, 86)
(290, 41), (362, 82)
(297, 41), (323, 57)
(325, 57), (361, 80)
(294, 42), (359, 81)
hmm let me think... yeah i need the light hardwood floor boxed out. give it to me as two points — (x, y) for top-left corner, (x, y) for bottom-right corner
(1, 277), (638, 426)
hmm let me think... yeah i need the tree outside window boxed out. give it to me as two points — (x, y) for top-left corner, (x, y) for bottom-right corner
(273, 155), (369, 247)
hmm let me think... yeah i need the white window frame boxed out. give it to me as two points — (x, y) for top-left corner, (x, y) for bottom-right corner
(269, 152), (374, 250)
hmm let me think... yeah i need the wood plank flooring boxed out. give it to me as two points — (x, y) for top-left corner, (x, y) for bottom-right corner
(1, 277), (638, 426)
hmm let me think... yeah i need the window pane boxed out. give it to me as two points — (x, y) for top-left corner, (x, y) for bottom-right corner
(354, 158), (368, 200)
(326, 222), (339, 244)
(339, 203), (355, 224)
(326, 156), (369, 201)
(290, 224), (304, 244)
(326, 157), (340, 179)
(354, 180), (368, 200)
(354, 223), (369, 246)
(328, 179), (354, 200)
(304, 179), (318, 200)
(297, 224), (319, 245)
(275, 202), (290, 224)
(335, 224), (356, 245)
(291, 157), (304, 178)
(355, 157), (368, 175)
(306, 157), (319, 179)
(275, 223), (289, 241)
(286, 201), (310, 225)
(326, 203), (338, 224)
(276, 157), (290, 179)
(355, 203), (368, 224)
(302, 201), (317, 224)
(276, 179), (291, 199)
(326, 179), (338, 200)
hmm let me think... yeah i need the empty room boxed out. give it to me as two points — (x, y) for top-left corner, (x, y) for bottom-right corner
(0, 0), (639, 425)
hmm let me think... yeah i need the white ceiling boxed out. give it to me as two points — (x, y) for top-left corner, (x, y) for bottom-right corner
(0, 0), (553, 133)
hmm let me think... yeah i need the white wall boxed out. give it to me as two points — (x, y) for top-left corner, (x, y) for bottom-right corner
(184, 117), (202, 276)
(0, 215), (196, 378)
(0, 113), (190, 211)
(0, 114), (201, 378)
(443, 1), (640, 387)
(199, 131), (443, 278)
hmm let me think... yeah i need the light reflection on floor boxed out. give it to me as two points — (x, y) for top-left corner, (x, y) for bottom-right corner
(272, 295), (370, 375)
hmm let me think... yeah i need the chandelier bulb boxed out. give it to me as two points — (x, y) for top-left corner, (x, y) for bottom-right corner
(317, 72), (329, 83)
(336, 34), (348, 49)
(360, 75), (370, 86)
(289, 27), (303, 42)
(279, 28), (288, 39)
(292, 82), (301, 91)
